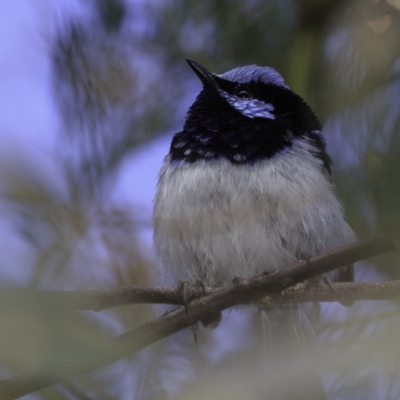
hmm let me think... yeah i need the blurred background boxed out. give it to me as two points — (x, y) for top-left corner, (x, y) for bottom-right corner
(0, 0), (399, 399)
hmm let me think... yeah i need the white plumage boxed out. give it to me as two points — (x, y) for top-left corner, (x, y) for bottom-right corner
(153, 137), (355, 286)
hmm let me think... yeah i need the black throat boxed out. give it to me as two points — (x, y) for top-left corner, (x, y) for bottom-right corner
(169, 84), (332, 173)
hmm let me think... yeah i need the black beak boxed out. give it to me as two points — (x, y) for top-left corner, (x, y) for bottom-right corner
(186, 59), (219, 88)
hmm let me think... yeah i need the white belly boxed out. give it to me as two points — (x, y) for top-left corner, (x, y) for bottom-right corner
(153, 140), (355, 285)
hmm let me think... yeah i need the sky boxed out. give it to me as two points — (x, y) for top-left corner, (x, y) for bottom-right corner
(0, 0), (165, 285)
(0, 1), (59, 284)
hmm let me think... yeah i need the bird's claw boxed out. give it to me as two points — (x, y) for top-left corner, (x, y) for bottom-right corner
(177, 279), (209, 344)
(322, 277), (334, 292)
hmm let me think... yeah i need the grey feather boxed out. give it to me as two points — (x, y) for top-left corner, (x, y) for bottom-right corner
(153, 138), (355, 285)
(261, 307), (328, 400)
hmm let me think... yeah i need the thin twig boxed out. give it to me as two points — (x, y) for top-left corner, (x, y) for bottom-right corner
(2, 280), (400, 310)
(261, 281), (400, 304)
(0, 237), (395, 311)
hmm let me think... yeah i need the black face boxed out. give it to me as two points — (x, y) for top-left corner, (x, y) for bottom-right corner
(170, 63), (331, 174)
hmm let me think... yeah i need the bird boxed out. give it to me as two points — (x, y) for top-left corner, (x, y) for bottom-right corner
(153, 59), (356, 399)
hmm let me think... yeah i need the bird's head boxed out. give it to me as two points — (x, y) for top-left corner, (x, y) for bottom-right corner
(170, 60), (327, 168)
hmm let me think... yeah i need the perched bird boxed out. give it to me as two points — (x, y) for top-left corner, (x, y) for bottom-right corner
(153, 59), (355, 399)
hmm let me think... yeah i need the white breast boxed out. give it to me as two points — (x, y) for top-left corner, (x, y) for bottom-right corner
(153, 139), (355, 285)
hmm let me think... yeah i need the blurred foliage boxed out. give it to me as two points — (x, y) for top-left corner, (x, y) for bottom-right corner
(0, 0), (400, 399)
(365, 153), (400, 246)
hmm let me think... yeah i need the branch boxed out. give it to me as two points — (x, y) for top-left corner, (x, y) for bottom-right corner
(3, 279), (400, 312)
(0, 237), (395, 311)
(263, 281), (400, 304)
(0, 237), (396, 399)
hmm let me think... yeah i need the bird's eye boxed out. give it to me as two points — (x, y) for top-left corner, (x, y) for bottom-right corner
(236, 88), (251, 98)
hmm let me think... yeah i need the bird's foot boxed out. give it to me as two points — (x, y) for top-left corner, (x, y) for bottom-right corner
(322, 276), (334, 292)
(177, 280), (206, 315)
(177, 280), (216, 345)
